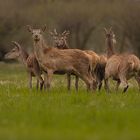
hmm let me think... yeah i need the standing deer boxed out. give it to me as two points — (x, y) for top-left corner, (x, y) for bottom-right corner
(4, 41), (44, 90)
(50, 29), (100, 91)
(27, 25), (96, 92)
(50, 29), (70, 49)
(50, 29), (79, 91)
(104, 28), (140, 93)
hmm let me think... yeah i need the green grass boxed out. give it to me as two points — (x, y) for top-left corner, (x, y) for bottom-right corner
(0, 62), (140, 140)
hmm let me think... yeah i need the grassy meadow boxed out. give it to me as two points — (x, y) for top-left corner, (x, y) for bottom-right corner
(0, 62), (140, 140)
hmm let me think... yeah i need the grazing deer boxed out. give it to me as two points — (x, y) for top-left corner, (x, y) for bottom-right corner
(104, 28), (140, 93)
(4, 41), (44, 90)
(27, 25), (96, 91)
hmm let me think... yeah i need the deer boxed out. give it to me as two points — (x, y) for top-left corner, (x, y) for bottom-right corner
(27, 25), (96, 92)
(50, 29), (70, 49)
(50, 29), (108, 91)
(104, 27), (140, 93)
(50, 29), (101, 91)
(49, 29), (79, 91)
(4, 41), (44, 90)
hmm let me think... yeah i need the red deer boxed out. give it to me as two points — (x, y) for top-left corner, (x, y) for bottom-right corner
(50, 29), (79, 91)
(50, 29), (109, 91)
(50, 29), (107, 91)
(27, 25), (96, 91)
(104, 28), (140, 93)
(5, 41), (44, 90)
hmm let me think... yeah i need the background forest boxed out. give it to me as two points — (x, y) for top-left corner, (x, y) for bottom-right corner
(0, 0), (140, 60)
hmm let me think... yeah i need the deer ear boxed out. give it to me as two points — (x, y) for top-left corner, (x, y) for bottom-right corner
(27, 25), (33, 32)
(49, 31), (54, 36)
(42, 25), (47, 32)
(62, 30), (67, 36)
(112, 32), (115, 37)
(54, 29), (58, 36)
(65, 31), (70, 37)
(104, 28), (108, 34)
(49, 29), (58, 38)
(49, 31), (57, 40)
(11, 41), (21, 50)
(62, 30), (70, 39)
(109, 27), (112, 32)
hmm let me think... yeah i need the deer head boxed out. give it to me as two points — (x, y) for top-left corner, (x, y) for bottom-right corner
(104, 27), (117, 58)
(50, 29), (70, 49)
(5, 41), (21, 59)
(104, 27), (116, 45)
(27, 25), (47, 42)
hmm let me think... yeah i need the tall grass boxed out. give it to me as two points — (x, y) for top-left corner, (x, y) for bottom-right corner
(0, 63), (140, 140)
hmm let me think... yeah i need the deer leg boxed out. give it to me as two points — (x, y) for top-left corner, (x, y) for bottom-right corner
(99, 75), (105, 91)
(46, 70), (53, 91)
(135, 76), (140, 91)
(98, 81), (102, 91)
(96, 76), (102, 91)
(81, 74), (94, 92)
(104, 71), (111, 93)
(92, 78), (97, 91)
(92, 73), (97, 91)
(119, 74), (129, 93)
(75, 75), (79, 91)
(67, 73), (71, 91)
(123, 84), (129, 93)
(104, 79), (109, 93)
(36, 76), (44, 91)
(29, 73), (32, 89)
(43, 72), (47, 90)
(104, 77), (111, 93)
(40, 79), (44, 91)
(115, 79), (121, 92)
(34, 71), (44, 91)
(35, 76), (44, 91)
(36, 79), (39, 90)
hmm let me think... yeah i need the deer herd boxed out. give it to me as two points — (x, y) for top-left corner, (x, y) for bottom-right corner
(4, 26), (140, 93)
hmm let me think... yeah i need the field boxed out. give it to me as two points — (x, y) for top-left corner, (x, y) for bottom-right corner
(0, 62), (140, 140)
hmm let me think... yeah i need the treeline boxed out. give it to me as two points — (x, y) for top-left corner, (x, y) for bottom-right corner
(0, 0), (140, 60)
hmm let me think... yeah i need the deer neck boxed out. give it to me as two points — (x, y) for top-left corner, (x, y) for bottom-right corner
(18, 48), (29, 65)
(33, 37), (47, 62)
(106, 38), (115, 58)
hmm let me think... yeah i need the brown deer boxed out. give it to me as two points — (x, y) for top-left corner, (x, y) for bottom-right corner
(4, 41), (44, 90)
(50, 29), (70, 49)
(50, 29), (105, 91)
(104, 28), (140, 93)
(27, 25), (96, 91)
(50, 29), (79, 91)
